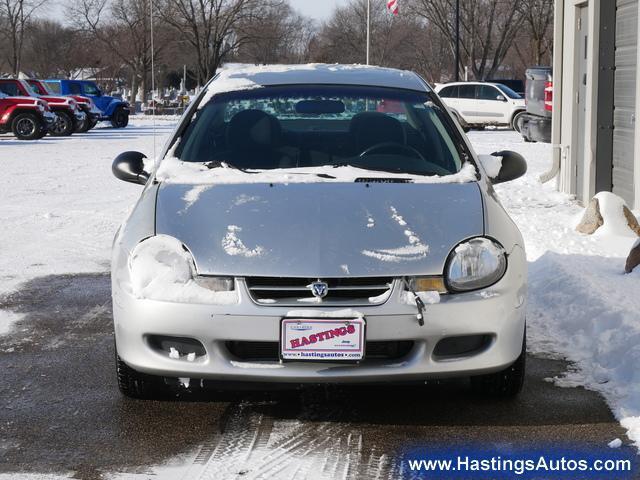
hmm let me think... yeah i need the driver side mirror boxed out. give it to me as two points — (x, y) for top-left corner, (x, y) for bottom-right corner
(112, 151), (150, 185)
(479, 151), (527, 184)
(496, 95), (507, 102)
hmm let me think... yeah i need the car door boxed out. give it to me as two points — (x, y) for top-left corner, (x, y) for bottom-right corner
(81, 82), (108, 112)
(455, 84), (479, 123)
(0, 81), (20, 97)
(438, 85), (460, 111)
(475, 85), (509, 124)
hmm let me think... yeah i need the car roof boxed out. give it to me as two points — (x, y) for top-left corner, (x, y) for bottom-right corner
(207, 63), (430, 93)
(436, 82), (505, 89)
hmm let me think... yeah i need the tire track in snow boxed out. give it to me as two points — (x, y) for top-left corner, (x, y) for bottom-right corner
(191, 400), (399, 480)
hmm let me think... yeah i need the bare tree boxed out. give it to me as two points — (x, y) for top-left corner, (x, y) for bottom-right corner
(234, 3), (316, 64)
(516, 0), (554, 66)
(71, 0), (168, 102)
(412, 0), (525, 80)
(159, 0), (285, 85)
(0, 0), (47, 74)
(312, 0), (424, 69)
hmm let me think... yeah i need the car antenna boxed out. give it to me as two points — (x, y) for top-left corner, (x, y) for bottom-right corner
(150, 0), (157, 168)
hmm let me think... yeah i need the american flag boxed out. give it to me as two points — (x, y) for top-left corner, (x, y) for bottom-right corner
(387, 0), (399, 15)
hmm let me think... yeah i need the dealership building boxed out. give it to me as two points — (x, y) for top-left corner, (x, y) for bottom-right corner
(552, 0), (640, 209)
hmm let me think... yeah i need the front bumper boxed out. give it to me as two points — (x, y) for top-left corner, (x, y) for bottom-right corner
(43, 111), (57, 125)
(113, 247), (527, 384)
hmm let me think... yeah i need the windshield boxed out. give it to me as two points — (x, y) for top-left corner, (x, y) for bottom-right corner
(175, 85), (465, 176)
(19, 80), (40, 97)
(27, 80), (51, 95)
(496, 84), (522, 99)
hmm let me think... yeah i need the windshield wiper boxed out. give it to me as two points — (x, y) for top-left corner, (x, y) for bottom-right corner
(204, 161), (336, 179)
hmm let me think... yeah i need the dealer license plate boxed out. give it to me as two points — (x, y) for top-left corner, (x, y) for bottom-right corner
(280, 318), (366, 361)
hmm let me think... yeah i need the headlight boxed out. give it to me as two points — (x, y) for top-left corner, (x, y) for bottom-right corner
(128, 235), (236, 303)
(445, 237), (507, 292)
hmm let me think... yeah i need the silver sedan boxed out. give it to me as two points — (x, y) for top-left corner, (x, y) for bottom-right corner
(111, 64), (527, 399)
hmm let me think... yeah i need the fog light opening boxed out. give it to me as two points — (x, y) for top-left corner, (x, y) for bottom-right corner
(433, 335), (493, 359)
(147, 335), (206, 360)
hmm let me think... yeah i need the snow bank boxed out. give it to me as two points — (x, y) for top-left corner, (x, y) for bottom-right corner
(129, 235), (238, 304)
(155, 157), (478, 186)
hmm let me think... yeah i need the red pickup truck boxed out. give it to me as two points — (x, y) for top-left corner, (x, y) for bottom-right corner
(0, 92), (56, 140)
(26, 79), (101, 133)
(0, 78), (86, 136)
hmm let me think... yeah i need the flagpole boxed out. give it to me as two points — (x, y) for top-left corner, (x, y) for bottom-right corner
(366, 0), (371, 65)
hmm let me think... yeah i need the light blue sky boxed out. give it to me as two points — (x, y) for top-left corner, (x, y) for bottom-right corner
(50, 0), (342, 22)
(290, 0), (341, 20)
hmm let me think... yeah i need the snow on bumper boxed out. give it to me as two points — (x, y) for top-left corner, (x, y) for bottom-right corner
(113, 247), (526, 383)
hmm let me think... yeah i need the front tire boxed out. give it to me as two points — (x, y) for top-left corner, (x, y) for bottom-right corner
(111, 107), (129, 128)
(116, 353), (171, 400)
(471, 335), (526, 398)
(49, 111), (74, 136)
(11, 112), (43, 140)
(75, 115), (91, 133)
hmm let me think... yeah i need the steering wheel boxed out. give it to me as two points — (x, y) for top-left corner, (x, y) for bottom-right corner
(359, 142), (427, 162)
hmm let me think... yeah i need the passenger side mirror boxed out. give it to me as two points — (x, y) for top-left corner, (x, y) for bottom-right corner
(112, 151), (150, 185)
(479, 151), (527, 184)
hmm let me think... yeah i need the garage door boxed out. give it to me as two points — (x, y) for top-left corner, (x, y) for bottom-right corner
(613, 0), (638, 206)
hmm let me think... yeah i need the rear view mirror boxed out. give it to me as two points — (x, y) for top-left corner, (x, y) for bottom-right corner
(112, 151), (150, 185)
(489, 151), (527, 184)
(295, 100), (345, 115)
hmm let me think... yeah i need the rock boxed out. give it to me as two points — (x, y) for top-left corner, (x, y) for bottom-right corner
(623, 206), (640, 236)
(576, 198), (604, 234)
(625, 240), (640, 274)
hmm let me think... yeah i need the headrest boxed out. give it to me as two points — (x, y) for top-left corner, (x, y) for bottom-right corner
(350, 112), (406, 152)
(227, 109), (281, 151)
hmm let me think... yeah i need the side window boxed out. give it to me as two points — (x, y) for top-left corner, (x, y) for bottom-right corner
(82, 83), (101, 95)
(69, 83), (82, 95)
(439, 86), (459, 98)
(458, 85), (476, 99)
(0, 83), (19, 96)
(477, 85), (502, 101)
(45, 82), (61, 94)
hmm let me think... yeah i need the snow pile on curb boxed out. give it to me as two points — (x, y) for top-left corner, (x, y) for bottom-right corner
(470, 130), (640, 450)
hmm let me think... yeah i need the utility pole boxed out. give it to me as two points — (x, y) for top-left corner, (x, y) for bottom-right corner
(455, 0), (460, 81)
(366, 0), (371, 65)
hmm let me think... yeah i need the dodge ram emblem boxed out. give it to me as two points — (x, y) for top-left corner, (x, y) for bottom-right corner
(309, 280), (329, 299)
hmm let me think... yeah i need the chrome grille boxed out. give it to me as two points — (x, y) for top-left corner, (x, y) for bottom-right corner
(244, 277), (394, 306)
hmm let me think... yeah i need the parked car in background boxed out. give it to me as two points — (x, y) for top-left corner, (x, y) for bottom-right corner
(44, 79), (130, 128)
(435, 82), (526, 131)
(0, 91), (55, 140)
(516, 67), (553, 143)
(110, 64), (528, 400)
(0, 78), (85, 136)
(26, 79), (101, 133)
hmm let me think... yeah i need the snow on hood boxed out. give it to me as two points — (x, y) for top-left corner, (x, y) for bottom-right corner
(155, 157), (478, 186)
(155, 181), (484, 278)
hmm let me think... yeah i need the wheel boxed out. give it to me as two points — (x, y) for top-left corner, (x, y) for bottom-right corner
(471, 334), (526, 398)
(111, 107), (129, 128)
(511, 111), (526, 132)
(11, 112), (43, 140)
(75, 115), (91, 133)
(49, 110), (74, 136)
(116, 352), (171, 400)
(87, 118), (99, 130)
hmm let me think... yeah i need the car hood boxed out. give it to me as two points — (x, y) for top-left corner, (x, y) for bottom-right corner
(155, 182), (484, 277)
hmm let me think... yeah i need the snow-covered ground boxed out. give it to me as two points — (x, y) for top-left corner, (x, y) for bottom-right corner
(1, 119), (639, 475)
